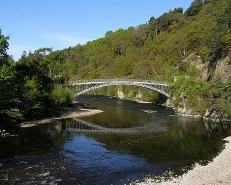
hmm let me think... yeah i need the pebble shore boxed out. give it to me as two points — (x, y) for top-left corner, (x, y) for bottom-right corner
(134, 136), (231, 185)
(20, 108), (103, 128)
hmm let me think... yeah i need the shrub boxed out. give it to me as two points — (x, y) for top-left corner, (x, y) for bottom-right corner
(49, 86), (75, 107)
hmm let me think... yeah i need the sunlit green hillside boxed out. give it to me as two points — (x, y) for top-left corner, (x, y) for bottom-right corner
(1, 0), (231, 125)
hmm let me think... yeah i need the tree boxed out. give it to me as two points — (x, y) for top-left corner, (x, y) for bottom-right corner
(49, 86), (75, 107)
(0, 64), (21, 124)
(0, 29), (22, 125)
(105, 30), (113, 37)
(15, 48), (55, 120)
(148, 16), (158, 37)
(0, 29), (9, 65)
(185, 0), (203, 17)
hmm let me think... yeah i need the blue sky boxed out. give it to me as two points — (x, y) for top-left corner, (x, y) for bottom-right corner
(1, 0), (193, 60)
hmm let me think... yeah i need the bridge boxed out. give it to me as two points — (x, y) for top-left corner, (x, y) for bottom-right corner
(68, 79), (171, 97)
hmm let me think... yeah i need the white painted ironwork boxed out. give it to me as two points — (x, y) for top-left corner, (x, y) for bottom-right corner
(68, 79), (171, 97)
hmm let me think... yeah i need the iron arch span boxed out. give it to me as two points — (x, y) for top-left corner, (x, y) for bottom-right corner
(69, 79), (171, 98)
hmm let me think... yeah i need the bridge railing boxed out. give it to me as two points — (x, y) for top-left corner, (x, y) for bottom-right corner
(69, 78), (171, 85)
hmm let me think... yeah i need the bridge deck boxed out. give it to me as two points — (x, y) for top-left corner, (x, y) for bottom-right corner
(68, 79), (171, 97)
(69, 78), (171, 85)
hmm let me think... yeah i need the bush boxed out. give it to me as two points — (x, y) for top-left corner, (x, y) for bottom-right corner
(49, 86), (75, 107)
(171, 76), (207, 114)
(204, 77), (231, 118)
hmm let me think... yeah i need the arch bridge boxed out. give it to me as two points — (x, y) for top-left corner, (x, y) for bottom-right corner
(69, 79), (171, 97)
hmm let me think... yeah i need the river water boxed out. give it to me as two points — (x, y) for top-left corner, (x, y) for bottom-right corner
(0, 95), (231, 185)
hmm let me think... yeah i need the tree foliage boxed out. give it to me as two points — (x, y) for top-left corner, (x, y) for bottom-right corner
(0, 38), (76, 126)
(44, 0), (230, 118)
(1, 0), (231, 125)
(0, 64), (21, 124)
(50, 0), (230, 84)
(0, 30), (22, 125)
(185, 0), (203, 17)
(0, 29), (9, 64)
(49, 86), (75, 107)
(204, 77), (231, 119)
(29, 0), (229, 118)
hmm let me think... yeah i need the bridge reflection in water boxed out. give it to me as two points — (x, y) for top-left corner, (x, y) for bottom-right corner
(65, 118), (167, 134)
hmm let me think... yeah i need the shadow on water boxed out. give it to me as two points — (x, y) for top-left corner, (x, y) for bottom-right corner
(0, 95), (231, 184)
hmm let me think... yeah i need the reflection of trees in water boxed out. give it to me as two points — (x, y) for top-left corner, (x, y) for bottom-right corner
(177, 116), (231, 138)
(47, 120), (73, 146)
(47, 117), (231, 166)
(177, 116), (201, 137)
(53, 121), (63, 134)
(49, 116), (231, 141)
(205, 120), (231, 137)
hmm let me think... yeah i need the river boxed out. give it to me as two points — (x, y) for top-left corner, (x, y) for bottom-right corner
(0, 95), (230, 184)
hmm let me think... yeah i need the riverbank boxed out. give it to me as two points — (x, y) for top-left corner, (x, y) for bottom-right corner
(20, 108), (103, 128)
(134, 136), (231, 185)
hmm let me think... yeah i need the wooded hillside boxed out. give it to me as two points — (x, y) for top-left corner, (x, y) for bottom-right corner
(1, 0), (231, 126)
(44, 0), (231, 119)
(48, 0), (231, 82)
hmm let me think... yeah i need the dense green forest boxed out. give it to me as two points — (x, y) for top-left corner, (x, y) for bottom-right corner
(1, 0), (231, 127)
(0, 35), (75, 127)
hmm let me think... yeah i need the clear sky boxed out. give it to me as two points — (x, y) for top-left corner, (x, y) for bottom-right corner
(1, 0), (193, 60)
